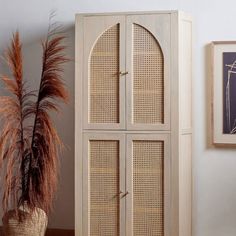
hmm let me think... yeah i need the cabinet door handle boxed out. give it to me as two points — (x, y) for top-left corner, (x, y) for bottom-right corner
(119, 71), (128, 76)
(121, 191), (129, 198)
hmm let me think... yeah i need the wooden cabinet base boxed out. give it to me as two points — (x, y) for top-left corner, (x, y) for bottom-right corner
(45, 229), (74, 236)
(0, 227), (74, 236)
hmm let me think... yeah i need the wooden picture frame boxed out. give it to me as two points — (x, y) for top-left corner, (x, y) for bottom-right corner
(212, 41), (236, 144)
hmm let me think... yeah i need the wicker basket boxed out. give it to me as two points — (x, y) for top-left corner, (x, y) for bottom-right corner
(2, 207), (48, 236)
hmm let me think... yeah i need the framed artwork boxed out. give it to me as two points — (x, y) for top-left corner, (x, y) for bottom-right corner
(212, 41), (236, 144)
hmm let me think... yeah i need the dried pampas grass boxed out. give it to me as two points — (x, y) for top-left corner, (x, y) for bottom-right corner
(0, 21), (69, 218)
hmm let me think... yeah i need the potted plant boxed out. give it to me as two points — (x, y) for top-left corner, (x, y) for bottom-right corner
(0, 21), (68, 236)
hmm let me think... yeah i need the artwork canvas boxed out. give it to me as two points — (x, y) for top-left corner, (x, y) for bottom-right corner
(223, 52), (236, 134)
(212, 42), (236, 144)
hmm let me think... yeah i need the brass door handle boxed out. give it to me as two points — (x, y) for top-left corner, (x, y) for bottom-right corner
(121, 191), (129, 198)
(119, 71), (128, 76)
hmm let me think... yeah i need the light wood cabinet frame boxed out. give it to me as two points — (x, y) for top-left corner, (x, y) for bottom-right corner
(75, 11), (193, 236)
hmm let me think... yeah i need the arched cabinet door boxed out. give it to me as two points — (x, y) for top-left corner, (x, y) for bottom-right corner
(83, 16), (126, 130)
(126, 15), (171, 130)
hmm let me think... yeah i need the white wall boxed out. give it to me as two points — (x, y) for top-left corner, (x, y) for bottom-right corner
(1, 0), (236, 235)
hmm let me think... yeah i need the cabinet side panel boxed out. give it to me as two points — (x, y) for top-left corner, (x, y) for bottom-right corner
(179, 134), (192, 236)
(179, 18), (192, 132)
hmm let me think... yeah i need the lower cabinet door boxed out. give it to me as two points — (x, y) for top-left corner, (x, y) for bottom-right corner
(126, 134), (170, 236)
(83, 133), (126, 236)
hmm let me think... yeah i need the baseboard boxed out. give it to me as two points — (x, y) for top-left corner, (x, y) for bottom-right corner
(0, 226), (74, 236)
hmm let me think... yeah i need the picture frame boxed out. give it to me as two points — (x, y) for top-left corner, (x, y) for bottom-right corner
(212, 41), (236, 144)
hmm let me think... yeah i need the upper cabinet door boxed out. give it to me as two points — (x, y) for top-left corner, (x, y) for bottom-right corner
(126, 14), (171, 130)
(83, 16), (126, 130)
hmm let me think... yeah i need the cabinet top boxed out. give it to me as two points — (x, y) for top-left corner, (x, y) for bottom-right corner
(76, 10), (190, 18)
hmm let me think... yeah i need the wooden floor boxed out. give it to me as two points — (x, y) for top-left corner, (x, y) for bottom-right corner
(0, 227), (74, 236)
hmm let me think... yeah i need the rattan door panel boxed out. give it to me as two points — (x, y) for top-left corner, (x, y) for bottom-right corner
(83, 133), (126, 236)
(126, 134), (170, 236)
(126, 15), (171, 130)
(132, 24), (164, 125)
(83, 16), (126, 130)
(90, 24), (119, 124)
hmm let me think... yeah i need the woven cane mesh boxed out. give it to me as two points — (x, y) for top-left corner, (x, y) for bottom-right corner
(90, 140), (120, 236)
(133, 140), (164, 236)
(90, 24), (120, 124)
(133, 24), (164, 124)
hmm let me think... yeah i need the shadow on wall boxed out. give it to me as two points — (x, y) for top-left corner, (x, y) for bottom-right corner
(0, 25), (75, 230)
(205, 44), (213, 149)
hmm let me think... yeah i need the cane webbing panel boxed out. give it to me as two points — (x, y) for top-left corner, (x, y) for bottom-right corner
(133, 24), (164, 124)
(89, 140), (120, 236)
(90, 24), (120, 124)
(133, 140), (164, 236)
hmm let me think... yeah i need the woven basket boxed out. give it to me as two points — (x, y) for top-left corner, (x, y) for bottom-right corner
(2, 207), (48, 236)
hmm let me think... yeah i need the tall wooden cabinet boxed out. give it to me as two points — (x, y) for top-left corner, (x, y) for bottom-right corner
(75, 11), (192, 236)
